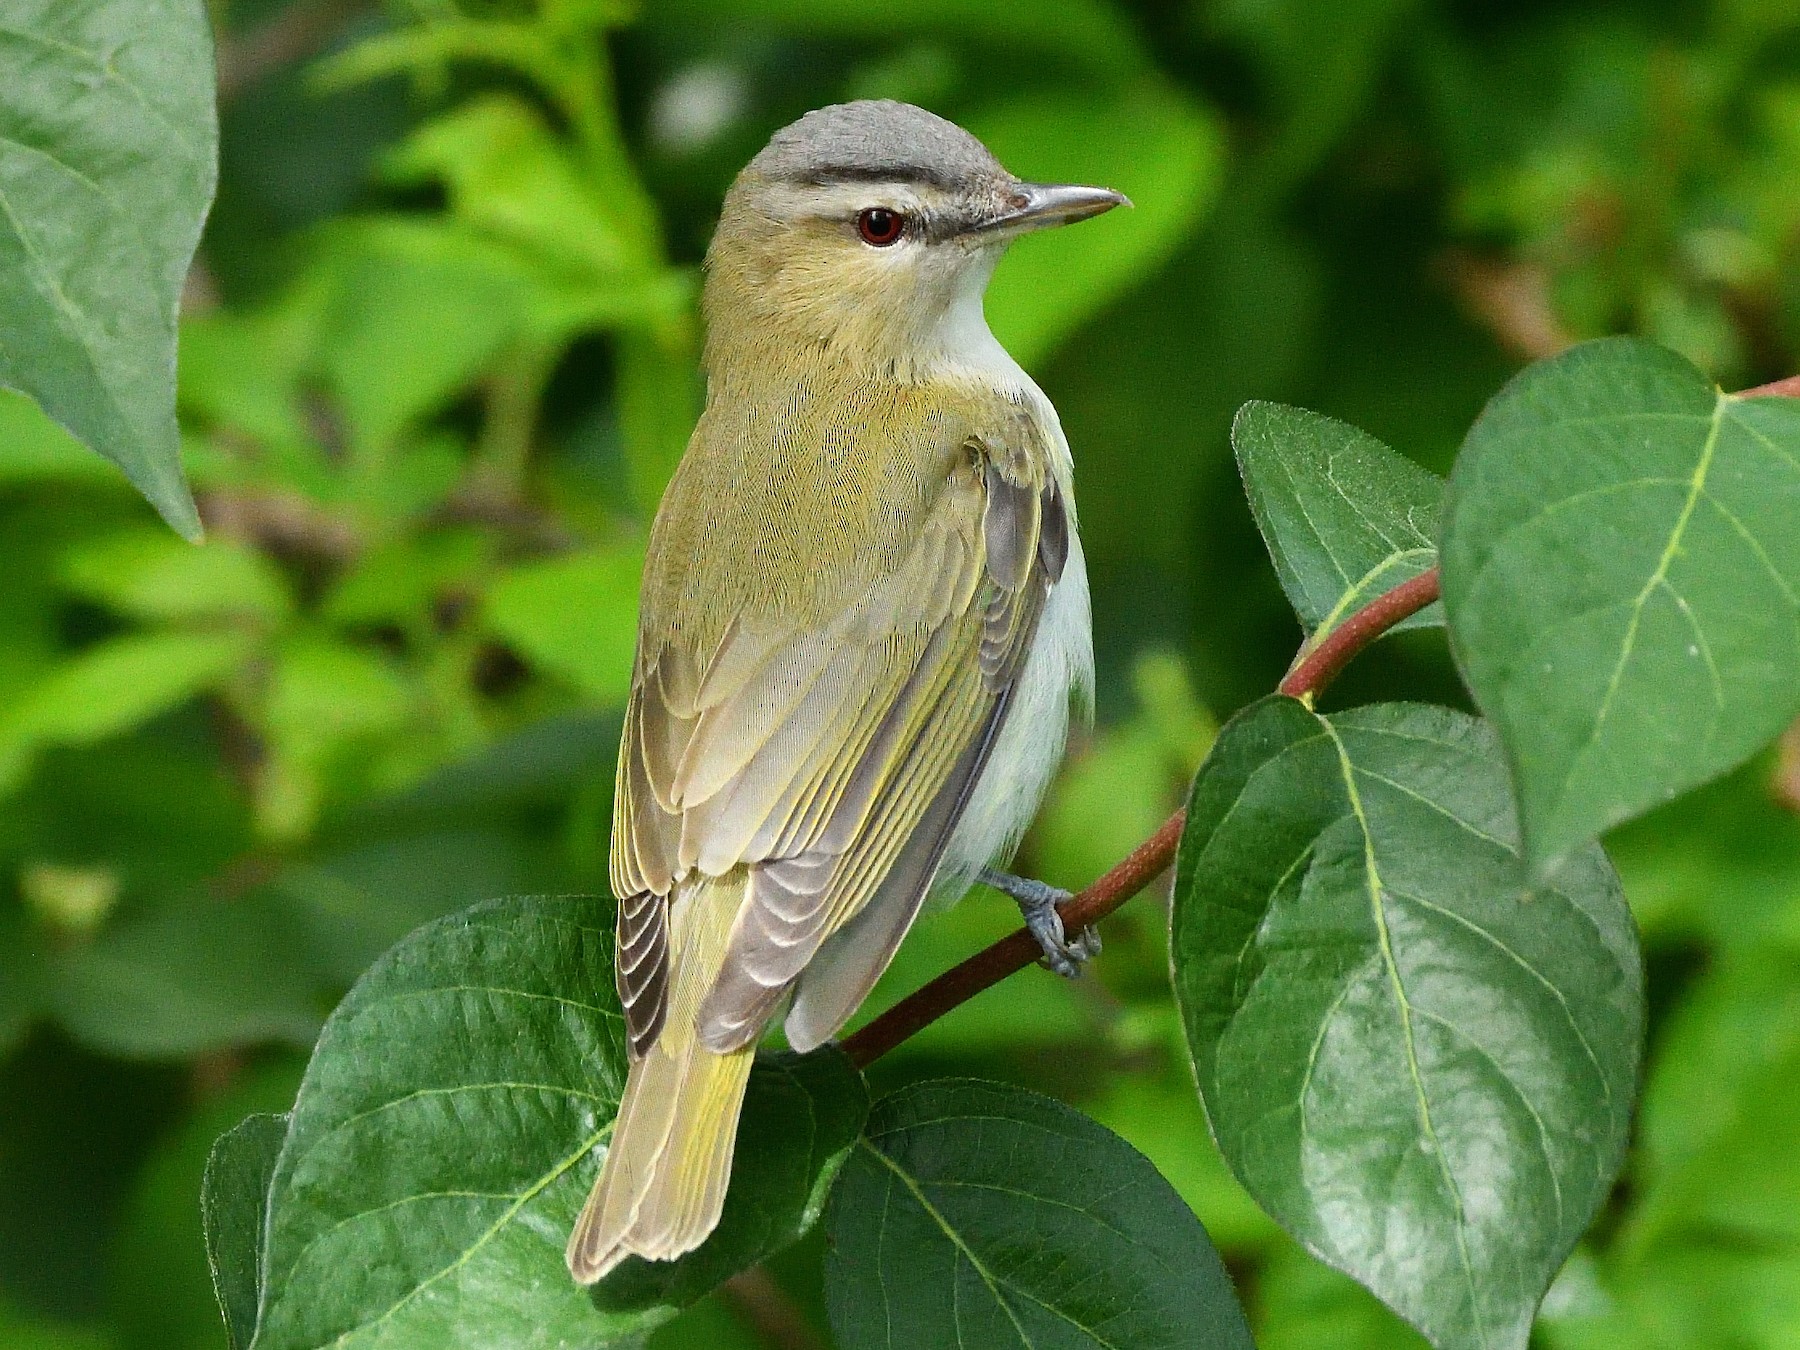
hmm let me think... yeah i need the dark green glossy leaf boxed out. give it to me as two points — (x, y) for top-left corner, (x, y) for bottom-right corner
(253, 895), (861, 1350)
(1441, 338), (1800, 865)
(1233, 401), (1443, 640)
(824, 1078), (1254, 1350)
(249, 895), (638, 1349)
(1172, 698), (1642, 1350)
(202, 1113), (289, 1350)
(0, 0), (216, 538)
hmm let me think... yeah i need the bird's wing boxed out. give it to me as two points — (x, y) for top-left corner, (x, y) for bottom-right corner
(611, 432), (1067, 1058)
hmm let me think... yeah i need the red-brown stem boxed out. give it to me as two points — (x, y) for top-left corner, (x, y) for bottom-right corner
(1738, 373), (1800, 400)
(842, 566), (1444, 1068)
(1278, 568), (1443, 699)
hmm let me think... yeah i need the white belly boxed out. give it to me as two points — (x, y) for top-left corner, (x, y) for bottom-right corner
(931, 528), (1093, 908)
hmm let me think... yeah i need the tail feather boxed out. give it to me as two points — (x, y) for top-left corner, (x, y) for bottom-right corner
(567, 873), (756, 1284)
(566, 1033), (754, 1281)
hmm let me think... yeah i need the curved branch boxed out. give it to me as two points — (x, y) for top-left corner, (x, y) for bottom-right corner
(1278, 568), (1443, 700)
(1739, 373), (1800, 400)
(842, 566), (1443, 1068)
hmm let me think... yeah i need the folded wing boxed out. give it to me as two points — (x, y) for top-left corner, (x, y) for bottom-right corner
(611, 433), (1067, 1058)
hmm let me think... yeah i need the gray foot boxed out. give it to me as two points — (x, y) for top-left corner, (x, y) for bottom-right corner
(979, 868), (1101, 977)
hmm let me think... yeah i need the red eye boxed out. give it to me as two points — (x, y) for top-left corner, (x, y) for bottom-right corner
(857, 207), (905, 246)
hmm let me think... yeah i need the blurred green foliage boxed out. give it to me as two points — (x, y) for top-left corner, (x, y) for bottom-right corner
(3, 0), (1800, 1346)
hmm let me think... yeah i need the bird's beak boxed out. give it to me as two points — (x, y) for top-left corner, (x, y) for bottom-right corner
(965, 183), (1131, 238)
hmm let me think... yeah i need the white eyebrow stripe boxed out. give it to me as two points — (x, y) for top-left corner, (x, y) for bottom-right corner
(759, 181), (935, 221)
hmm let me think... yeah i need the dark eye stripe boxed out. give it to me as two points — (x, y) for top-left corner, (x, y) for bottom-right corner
(799, 162), (958, 191)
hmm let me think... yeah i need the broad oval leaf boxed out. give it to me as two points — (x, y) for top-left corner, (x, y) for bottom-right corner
(251, 895), (863, 1350)
(1234, 401), (1443, 642)
(824, 1078), (1254, 1350)
(0, 0), (216, 538)
(1171, 698), (1642, 1350)
(203, 1113), (288, 1350)
(1441, 337), (1800, 866)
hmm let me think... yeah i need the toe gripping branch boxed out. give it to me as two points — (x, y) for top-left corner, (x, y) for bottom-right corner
(979, 868), (1101, 977)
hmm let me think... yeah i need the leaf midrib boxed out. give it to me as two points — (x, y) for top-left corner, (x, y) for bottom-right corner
(1322, 718), (1489, 1349)
(862, 1138), (1141, 1350)
(1553, 393), (1728, 820)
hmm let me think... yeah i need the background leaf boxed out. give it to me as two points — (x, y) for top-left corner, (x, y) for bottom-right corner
(973, 83), (1225, 369)
(1233, 401), (1443, 640)
(1441, 338), (1800, 865)
(824, 1078), (1255, 1350)
(48, 895), (323, 1058)
(1171, 698), (1642, 1350)
(0, 633), (254, 793)
(0, 0), (216, 537)
(483, 546), (645, 704)
(201, 1113), (290, 1350)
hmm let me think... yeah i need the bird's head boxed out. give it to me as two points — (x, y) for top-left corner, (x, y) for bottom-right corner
(703, 100), (1126, 373)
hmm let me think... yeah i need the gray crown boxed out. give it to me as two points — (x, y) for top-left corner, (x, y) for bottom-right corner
(749, 100), (1009, 191)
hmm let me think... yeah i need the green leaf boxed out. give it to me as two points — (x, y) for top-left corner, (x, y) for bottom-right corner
(253, 895), (861, 1350)
(0, 1301), (111, 1350)
(314, 219), (532, 453)
(617, 324), (702, 521)
(1626, 951), (1800, 1251)
(0, 0), (217, 538)
(385, 95), (638, 287)
(202, 1111), (292, 1350)
(0, 631), (255, 792)
(483, 545), (644, 704)
(1171, 698), (1642, 1350)
(824, 1078), (1255, 1350)
(1081, 1062), (1281, 1253)
(49, 893), (324, 1057)
(0, 390), (119, 485)
(1256, 1243), (1432, 1350)
(1605, 752), (1800, 948)
(652, 0), (1150, 77)
(1233, 401), (1443, 641)
(1207, 0), (1418, 197)
(1441, 337), (1800, 865)
(974, 84), (1225, 370)
(61, 527), (292, 622)
(0, 905), (44, 1057)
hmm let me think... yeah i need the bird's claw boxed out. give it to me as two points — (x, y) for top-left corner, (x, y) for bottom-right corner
(980, 868), (1101, 978)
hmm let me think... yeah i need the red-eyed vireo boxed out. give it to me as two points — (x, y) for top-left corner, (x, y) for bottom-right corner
(567, 100), (1126, 1283)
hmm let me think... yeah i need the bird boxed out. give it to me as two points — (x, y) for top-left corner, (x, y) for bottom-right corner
(567, 99), (1126, 1284)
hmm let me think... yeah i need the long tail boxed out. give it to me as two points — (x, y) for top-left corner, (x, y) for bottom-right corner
(566, 875), (755, 1284)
